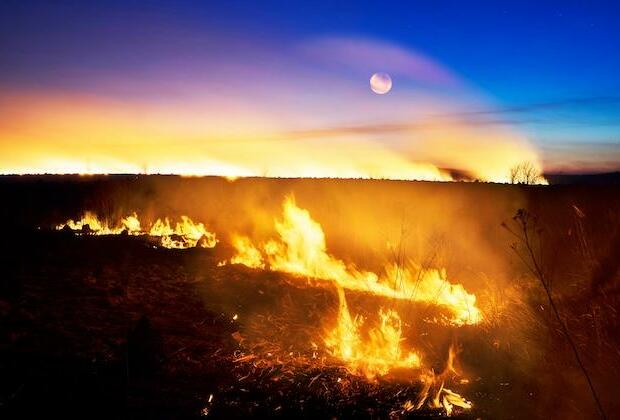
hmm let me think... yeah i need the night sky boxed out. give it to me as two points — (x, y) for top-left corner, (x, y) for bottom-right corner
(1, 0), (619, 176)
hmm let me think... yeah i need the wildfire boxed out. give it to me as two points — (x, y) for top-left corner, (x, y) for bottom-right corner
(325, 286), (422, 378)
(324, 287), (473, 414)
(57, 211), (142, 235)
(222, 195), (479, 415)
(56, 212), (217, 249)
(412, 345), (473, 416)
(148, 216), (218, 249)
(224, 196), (481, 326)
(229, 235), (265, 269)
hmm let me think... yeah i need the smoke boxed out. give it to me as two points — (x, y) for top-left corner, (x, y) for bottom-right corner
(0, 36), (550, 181)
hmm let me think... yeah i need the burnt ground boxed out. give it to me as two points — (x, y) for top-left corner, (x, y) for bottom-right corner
(0, 231), (483, 419)
(1, 229), (610, 420)
(0, 176), (619, 419)
(0, 232), (235, 419)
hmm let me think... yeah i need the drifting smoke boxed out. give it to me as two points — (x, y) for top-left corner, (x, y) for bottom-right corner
(0, 36), (547, 182)
(223, 196), (481, 325)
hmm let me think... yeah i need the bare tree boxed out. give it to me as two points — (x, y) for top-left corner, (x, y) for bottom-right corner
(509, 161), (543, 185)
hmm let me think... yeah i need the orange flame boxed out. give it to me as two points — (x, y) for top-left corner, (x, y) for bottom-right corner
(56, 212), (217, 249)
(225, 196), (481, 325)
(325, 286), (421, 379)
(222, 196), (476, 414)
(148, 216), (218, 249)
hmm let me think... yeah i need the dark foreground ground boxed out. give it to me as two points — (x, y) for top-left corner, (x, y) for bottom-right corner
(0, 233), (230, 419)
(0, 175), (619, 419)
(0, 232), (483, 419)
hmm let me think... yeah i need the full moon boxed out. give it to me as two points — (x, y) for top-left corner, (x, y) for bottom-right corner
(370, 72), (392, 94)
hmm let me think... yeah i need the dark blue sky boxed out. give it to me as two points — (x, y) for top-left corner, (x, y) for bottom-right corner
(214, 0), (620, 101)
(3, 0), (619, 98)
(1, 0), (619, 174)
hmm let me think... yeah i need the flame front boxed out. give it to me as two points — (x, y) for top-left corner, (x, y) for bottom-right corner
(223, 195), (478, 415)
(226, 196), (481, 326)
(59, 211), (142, 235)
(57, 212), (217, 249)
(229, 235), (265, 268)
(325, 285), (474, 416)
(148, 216), (217, 249)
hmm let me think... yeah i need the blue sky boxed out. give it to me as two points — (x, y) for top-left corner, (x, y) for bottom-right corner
(1, 0), (619, 174)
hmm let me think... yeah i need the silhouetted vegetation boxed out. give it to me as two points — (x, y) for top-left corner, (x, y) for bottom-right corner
(509, 161), (544, 184)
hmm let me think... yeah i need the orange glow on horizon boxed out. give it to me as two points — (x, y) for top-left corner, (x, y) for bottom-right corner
(0, 90), (546, 183)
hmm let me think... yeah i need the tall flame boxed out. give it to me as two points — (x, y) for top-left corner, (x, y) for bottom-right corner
(222, 196), (476, 414)
(325, 286), (421, 379)
(225, 196), (481, 325)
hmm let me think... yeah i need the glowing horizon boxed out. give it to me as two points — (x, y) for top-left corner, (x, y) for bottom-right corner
(0, 42), (548, 184)
(1, 3), (618, 179)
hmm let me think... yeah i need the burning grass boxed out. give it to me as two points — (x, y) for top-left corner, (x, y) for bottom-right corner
(222, 196), (481, 326)
(2, 176), (620, 419)
(56, 211), (217, 249)
(215, 196), (479, 416)
(215, 289), (475, 418)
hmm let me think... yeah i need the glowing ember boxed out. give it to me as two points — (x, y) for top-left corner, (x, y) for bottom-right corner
(56, 212), (217, 249)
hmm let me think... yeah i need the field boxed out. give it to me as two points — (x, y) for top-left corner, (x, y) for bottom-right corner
(0, 175), (619, 419)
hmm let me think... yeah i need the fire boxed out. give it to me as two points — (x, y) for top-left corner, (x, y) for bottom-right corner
(56, 212), (217, 249)
(121, 213), (142, 233)
(225, 196), (481, 325)
(410, 346), (473, 415)
(228, 235), (265, 269)
(325, 286), (473, 415)
(58, 211), (142, 235)
(325, 287), (422, 379)
(222, 196), (477, 415)
(148, 216), (218, 249)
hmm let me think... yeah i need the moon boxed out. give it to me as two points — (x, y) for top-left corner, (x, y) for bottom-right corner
(370, 72), (392, 94)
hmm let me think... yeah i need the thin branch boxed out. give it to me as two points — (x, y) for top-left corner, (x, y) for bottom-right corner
(504, 210), (607, 419)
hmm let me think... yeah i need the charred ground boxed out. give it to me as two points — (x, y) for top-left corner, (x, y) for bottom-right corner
(0, 175), (619, 419)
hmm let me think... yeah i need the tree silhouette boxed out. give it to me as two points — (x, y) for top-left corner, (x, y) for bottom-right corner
(509, 161), (543, 184)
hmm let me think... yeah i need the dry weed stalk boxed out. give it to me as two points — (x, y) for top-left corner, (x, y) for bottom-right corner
(503, 209), (606, 419)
